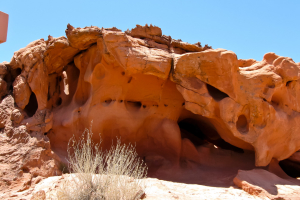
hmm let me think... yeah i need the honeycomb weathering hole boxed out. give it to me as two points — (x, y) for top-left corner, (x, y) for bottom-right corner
(236, 115), (249, 134)
(102, 98), (113, 106)
(286, 81), (292, 87)
(24, 92), (38, 117)
(206, 84), (229, 101)
(124, 101), (142, 111)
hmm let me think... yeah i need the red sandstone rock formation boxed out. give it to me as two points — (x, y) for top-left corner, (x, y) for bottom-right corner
(1, 24), (300, 199)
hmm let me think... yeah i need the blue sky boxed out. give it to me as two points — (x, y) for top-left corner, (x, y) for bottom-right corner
(1, 0), (299, 63)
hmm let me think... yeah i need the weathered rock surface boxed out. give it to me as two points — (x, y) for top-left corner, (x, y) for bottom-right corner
(1, 24), (300, 199)
(2, 175), (263, 200)
(0, 96), (61, 199)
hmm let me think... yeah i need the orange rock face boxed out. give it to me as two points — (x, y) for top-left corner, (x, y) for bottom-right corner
(1, 24), (300, 197)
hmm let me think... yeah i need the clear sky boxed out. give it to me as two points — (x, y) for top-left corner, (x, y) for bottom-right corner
(1, 0), (299, 63)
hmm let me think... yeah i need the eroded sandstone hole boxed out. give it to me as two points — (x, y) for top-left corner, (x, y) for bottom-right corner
(24, 92), (38, 117)
(206, 84), (229, 101)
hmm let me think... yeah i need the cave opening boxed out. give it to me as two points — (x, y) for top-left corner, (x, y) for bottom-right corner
(279, 159), (300, 178)
(24, 92), (38, 117)
(178, 118), (244, 153)
(178, 119), (206, 147)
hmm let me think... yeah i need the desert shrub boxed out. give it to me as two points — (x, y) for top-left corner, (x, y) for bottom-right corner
(56, 128), (147, 200)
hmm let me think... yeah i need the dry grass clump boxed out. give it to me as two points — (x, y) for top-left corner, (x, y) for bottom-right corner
(56, 128), (147, 200)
